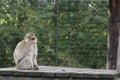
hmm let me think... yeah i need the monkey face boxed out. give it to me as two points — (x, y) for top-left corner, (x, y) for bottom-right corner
(24, 32), (37, 43)
(30, 36), (37, 43)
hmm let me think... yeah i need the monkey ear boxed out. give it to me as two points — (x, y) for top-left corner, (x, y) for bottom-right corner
(24, 34), (28, 41)
(24, 37), (29, 42)
(24, 33), (29, 40)
(24, 36), (27, 40)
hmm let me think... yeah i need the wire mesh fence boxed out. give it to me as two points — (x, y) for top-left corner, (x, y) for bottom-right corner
(0, 0), (108, 69)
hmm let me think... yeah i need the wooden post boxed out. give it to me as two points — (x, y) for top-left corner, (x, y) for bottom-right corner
(107, 0), (120, 70)
(117, 27), (120, 71)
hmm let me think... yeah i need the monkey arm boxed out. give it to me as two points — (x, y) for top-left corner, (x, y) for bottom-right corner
(33, 44), (38, 66)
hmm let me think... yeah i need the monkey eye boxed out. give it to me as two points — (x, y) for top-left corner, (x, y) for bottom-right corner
(30, 33), (34, 36)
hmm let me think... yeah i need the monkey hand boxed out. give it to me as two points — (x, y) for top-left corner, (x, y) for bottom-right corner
(33, 65), (39, 70)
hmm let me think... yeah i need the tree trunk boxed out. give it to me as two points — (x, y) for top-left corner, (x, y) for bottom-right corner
(107, 0), (120, 70)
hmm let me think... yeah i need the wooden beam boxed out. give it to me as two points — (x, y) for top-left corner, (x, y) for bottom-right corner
(0, 66), (118, 79)
(108, 0), (120, 70)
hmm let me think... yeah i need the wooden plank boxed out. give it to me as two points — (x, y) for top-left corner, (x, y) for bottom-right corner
(0, 66), (118, 79)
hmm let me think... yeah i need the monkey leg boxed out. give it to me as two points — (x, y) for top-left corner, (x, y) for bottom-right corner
(16, 57), (34, 70)
(33, 58), (39, 70)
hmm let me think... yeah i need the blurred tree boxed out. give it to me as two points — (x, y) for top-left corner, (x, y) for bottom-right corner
(57, 0), (108, 68)
(0, 0), (108, 69)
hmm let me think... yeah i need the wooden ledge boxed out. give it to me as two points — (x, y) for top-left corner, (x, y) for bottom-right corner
(0, 66), (118, 79)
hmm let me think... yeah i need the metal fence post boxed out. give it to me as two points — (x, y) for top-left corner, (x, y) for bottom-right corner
(55, 0), (59, 65)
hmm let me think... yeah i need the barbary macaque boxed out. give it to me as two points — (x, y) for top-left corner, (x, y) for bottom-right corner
(13, 32), (39, 70)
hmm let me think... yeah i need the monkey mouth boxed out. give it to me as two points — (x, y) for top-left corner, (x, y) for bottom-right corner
(31, 37), (35, 40)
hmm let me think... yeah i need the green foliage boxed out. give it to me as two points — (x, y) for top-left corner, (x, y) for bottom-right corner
(0, 0), (108, 69)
